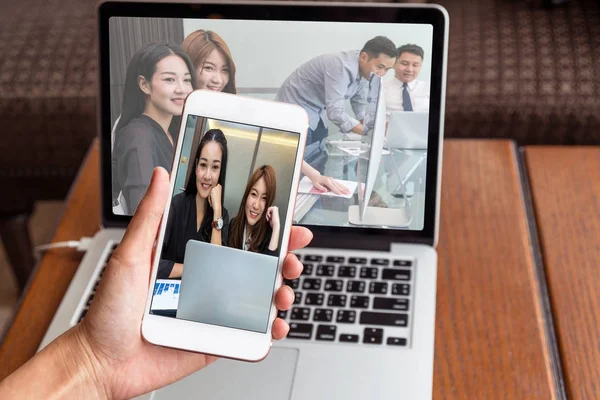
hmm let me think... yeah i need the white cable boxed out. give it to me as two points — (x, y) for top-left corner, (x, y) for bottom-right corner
(34, 237), (93, 258)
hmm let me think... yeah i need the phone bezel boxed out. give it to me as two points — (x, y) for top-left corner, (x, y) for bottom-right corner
(141, 90), (308, 361)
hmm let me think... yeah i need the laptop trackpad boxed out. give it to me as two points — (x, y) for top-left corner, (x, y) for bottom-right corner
(151, 347), (299, 399)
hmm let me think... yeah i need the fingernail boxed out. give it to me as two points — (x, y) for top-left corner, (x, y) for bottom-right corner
(151, 167), (159, 183)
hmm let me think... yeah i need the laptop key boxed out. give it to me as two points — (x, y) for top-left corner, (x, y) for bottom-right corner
(387, 337), (408, 346)
(346, 280), (366, 293)
(288, 323), (313, 340)
(350, 295), (370, 308)
(336, 310), (356, 323)
(360, 312), (408, 327)
(348, 257), (367, 264)
(369, 282), (388, 294)
(338, 266), (356, 278)
(324, 279), (343, 292)
(326, 256), (345, 263)
(305, 293), (324, 306)
(316, 325), (337, 341)
(302, 278), (322, 291)
(370, 258), (390, 266)
(278, 310), (288, 319)
(284, 278), (300, 290)
(313, 308), (333, 322)
(339, 334), (360, 343)
(360, 267), (378, 279)
(304, 255), (323, 262)
(393, 260), (413, 267)
(363, 328), (383, 344)
(392, 283), (411, 296)
(291, 307), (311, 321)
(328, 294), (347, 307)
(316, 264), (335, 277)
(382, 269), (411, 281)
(373, 297), (409, 311)
(301, 263), (314, 276)
(293, 292), (303, 305)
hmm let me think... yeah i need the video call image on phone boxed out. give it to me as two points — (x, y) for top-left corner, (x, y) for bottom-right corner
(109, 16), (434, 231)
(149, 115), (300, 333)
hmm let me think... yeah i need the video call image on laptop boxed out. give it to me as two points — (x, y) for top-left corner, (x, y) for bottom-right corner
(150, 114), (301, 332)
(109, 17), (434, 231)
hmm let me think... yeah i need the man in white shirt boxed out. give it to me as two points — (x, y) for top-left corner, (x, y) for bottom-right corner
(384, 44), (430, 114)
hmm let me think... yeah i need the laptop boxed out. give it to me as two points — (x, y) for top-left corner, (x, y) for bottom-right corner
(386, 111), (430, 150)
(177, 240), (279, 332)
(39, 1), (449, 399)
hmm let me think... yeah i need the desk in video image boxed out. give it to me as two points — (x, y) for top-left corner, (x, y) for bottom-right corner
(108, 16), (434, 231)
(149, 115), (300, 334)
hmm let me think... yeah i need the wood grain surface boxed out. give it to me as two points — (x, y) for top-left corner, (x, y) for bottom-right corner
(433, 140), (556, 399)
(525, 146), (600, 400)
(0, 140), (100, 380)
(0, 140), (558, 399)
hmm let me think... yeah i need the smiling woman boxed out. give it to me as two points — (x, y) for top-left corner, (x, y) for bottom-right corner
(228, 165), (280, 257)
(158, 129), (231, 280)
(181, 29), (237, 94)
(112, 42), (196, 214)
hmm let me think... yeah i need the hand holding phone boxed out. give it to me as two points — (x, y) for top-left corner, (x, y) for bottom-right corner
(142, 90), (309, 362)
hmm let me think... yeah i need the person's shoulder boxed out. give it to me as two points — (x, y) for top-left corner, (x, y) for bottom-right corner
(319, 50), (354, 66)
(384, 77), (401, 87)
(171, 191), (192, 209)
(383, 78), (395, 88)
(117, 116), (156, 146)
(416, 79), (430, 91)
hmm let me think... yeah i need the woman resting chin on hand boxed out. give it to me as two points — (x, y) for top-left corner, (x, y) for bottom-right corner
(229, 165), (281, 256)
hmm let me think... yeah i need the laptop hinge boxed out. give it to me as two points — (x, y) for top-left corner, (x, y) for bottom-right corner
(308, 231), (433, 252)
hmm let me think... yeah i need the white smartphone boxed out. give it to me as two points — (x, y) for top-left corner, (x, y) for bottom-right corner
(142, 89), (308, 362)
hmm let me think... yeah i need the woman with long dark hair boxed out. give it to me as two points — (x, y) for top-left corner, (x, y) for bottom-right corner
(228, 165), (280, 256)
(158, 129), (229, 279)
(112, 42), (195, 214)
(181, 29), (237, 94)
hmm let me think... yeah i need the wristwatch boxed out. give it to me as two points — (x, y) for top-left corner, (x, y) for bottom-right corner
(212, 216), (224, 231)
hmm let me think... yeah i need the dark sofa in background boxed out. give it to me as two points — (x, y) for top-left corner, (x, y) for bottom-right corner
(1, 0), (599, 291)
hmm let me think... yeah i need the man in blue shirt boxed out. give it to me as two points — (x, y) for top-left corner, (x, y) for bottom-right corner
(276, 36), (397, 194)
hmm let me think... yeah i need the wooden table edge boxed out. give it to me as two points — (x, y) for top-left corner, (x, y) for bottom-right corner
(0, 138), (99, 378)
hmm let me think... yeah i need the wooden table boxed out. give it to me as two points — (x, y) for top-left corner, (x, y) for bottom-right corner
(0, 139), (559, 398)
(525, 146), (600, 400)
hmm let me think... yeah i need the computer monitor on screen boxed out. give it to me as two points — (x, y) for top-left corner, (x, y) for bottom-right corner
(348, 74), (412, 228)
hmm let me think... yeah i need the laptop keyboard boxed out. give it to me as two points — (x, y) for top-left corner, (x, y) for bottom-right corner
(76, 243), (118, 323)
(75, 246), (414, 348)
(282, 253), (414, 347)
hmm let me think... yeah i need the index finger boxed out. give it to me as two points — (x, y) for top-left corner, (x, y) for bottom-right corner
(115, 168), (170, 262)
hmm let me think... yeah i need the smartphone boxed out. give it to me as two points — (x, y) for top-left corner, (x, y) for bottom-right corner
(142, 89), (308, 361)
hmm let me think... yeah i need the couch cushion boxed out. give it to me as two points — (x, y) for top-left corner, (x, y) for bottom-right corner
(437, 0), (600, 144)
(0, 0), (97, 212)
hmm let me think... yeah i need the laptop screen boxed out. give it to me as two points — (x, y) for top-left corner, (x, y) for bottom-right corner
(101, 3), (447, 244)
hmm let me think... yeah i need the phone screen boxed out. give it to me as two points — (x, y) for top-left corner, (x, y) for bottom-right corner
(150, 114), (301, 334)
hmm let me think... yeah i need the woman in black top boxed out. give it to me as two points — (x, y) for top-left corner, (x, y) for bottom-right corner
(228, 165), (280, 257)
(158, 129), (230, 279)
(112, 42), (195, 214)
